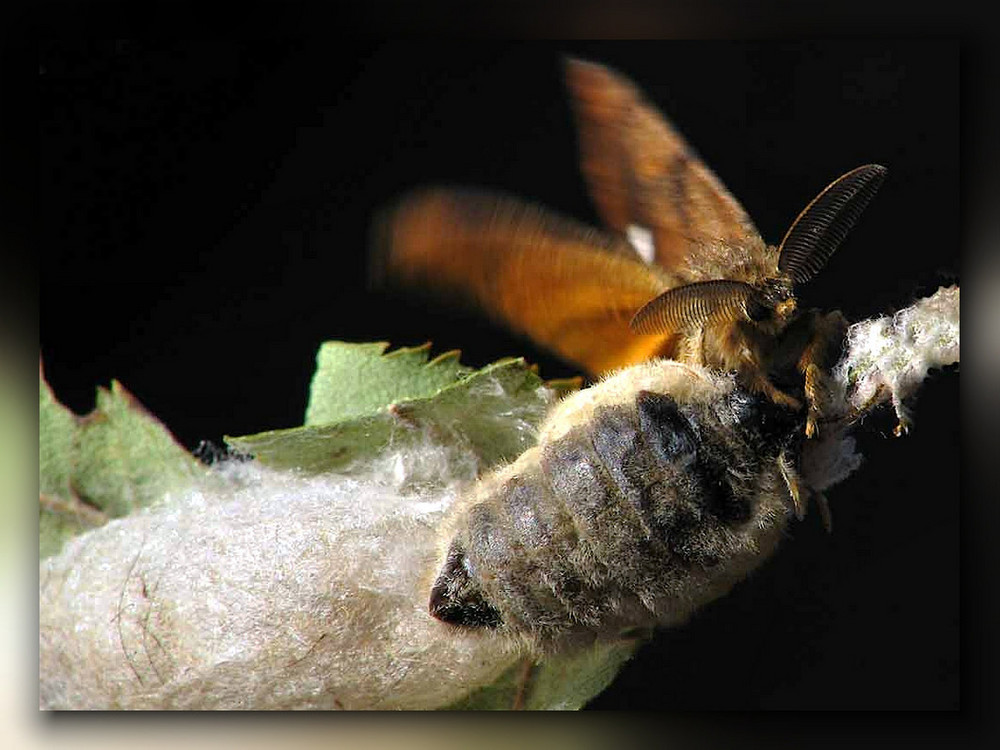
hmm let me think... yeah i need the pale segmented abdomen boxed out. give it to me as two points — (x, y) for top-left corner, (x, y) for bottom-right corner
(429, 364), (803, 648)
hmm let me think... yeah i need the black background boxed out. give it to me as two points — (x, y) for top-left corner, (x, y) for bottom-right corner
(39, 40), (959, 709)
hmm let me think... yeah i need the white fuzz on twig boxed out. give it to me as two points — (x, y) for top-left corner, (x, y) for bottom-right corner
(799, 285), (960, 494)
(39, 442), (522, 710)
(833, 285), (960, 432)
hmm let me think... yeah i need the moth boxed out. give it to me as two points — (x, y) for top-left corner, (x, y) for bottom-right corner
(370, 58), (887, 643)
(372, 58), (886, 439)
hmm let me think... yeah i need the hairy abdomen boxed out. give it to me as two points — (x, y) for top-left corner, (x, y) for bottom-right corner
(429, 365), (799, 648)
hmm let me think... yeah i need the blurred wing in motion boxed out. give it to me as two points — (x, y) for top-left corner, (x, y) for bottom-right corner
(564, 57), (763, 272)
(371, 188), (683, 376)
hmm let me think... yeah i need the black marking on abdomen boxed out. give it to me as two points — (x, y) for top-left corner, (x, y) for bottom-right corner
(428, 541), (503, 629)
(635, 390), (752, 547)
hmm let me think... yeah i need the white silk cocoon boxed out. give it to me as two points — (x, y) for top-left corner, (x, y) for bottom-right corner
(39, 442), (522, 710)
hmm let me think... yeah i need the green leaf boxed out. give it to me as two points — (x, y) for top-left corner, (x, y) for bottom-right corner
(39, 369), (205, 559)
(305, 341), (470, 426)
(72, 382), (205, 516)
(39, 366), (79, 501)
(228, 356), (554, 474)
(40, 368), (98, 559)
(38, 499), (105, 562)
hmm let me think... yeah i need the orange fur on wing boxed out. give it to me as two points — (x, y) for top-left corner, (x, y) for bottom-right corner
(564, 58), (763, 273)
(373, 188), (681, 375)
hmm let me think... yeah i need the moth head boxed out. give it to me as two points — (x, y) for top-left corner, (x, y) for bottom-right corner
(755, 277), (796, 323)
(630, 164), (887, 338)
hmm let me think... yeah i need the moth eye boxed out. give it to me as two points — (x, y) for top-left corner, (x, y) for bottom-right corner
(745, 297), (773, 322)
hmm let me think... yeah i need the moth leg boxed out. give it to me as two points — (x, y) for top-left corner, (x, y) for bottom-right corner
(749, 371), (802, 412)
(797, 310), (849, 438)
(814, 490), (833, 534)
(778, 448), (805, 520)
(802, 363), (829, 438)
(890, 390), (914, 436)
(846, 383), (887, 424)
(732, 344), (801, 411)
(779, 450), (833, 531)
